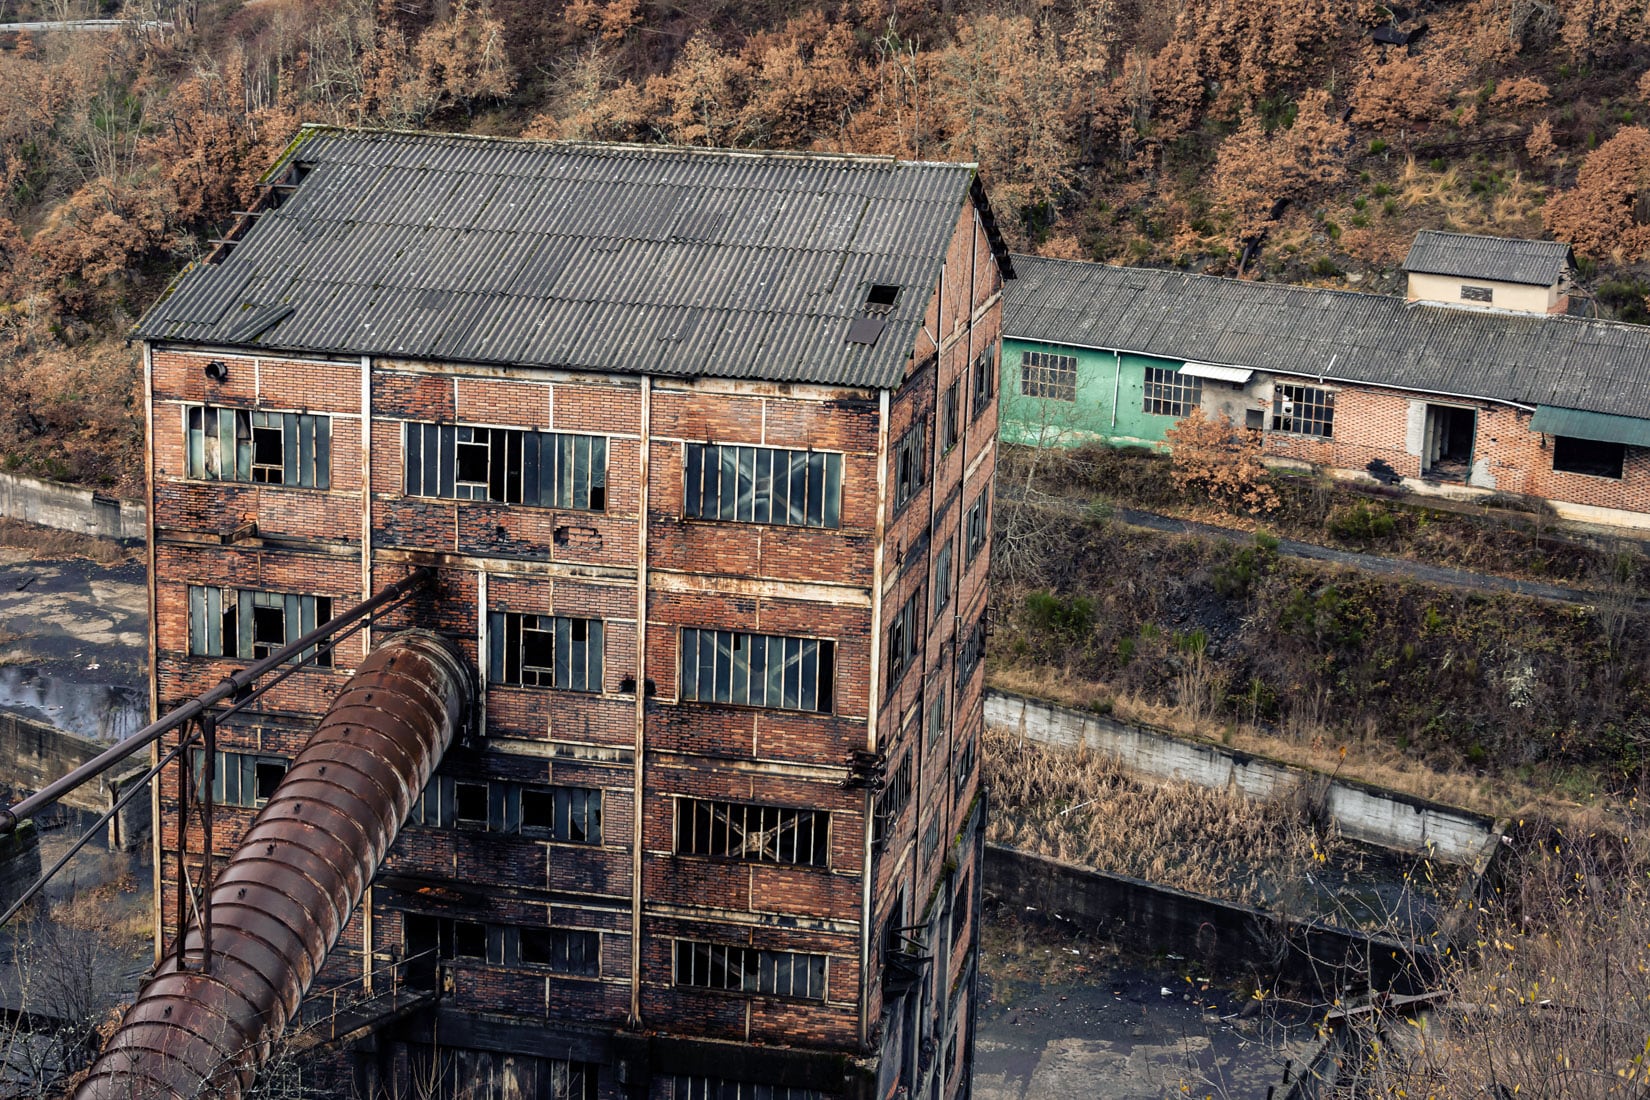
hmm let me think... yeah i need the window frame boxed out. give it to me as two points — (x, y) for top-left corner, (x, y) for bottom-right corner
(517, 926), (602, 977)
(885, 587), (923, 696)
(672, 939), (828, 1002)
(488, 611), (604, 693)
(402, 420), (608, 511)
(673, 797), (831, 867)
(184, 404), (331, 490)
(971, 345), (997, 420)
(1141, 366), (1202, 418)
(1270, 383), (1335, 438)
(940, 380), (961, 453)
(683, 443), (843, 529)
(192, 749), (289, 808)
(187, 586), (334, 668)
(892, 420), (927, 513)
(963, 486), (990, 567)
(1552, 435), (1627, 479)
(1020, 350), (1078, 401)
(678, 628), (837, 714)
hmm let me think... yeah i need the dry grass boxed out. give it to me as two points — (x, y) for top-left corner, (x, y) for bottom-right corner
(984, 725), (1336, 908)
(986, 664), (1591, 823)
(0, 518), (136, 564)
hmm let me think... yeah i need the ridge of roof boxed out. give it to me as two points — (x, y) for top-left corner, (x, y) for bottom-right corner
(1402, 229), (1573, 286)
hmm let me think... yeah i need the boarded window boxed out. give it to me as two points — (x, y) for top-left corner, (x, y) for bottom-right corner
(1142, 367), (1202, 417)
(1552, 436), (1626, 479)
(872, 749), (913, 848)
(489, 612), (603, 692)
(192, 749), (288, 808)
(972, 345), (997, 419)
(1271, 384), (1335, 438)
(518, 927), (600, 976)
(185, 406), (330, 489)
(674, 798), (829, 866)
(1020, 351), (1078, 401)
(673, 940), (827, 1001)
(964, 485), (990, 566)
(403, 422), (606, 510)
(683, 444), (842, 528)
(886, 588), (923, 695)
(187, 586), (333, 667)
(1460, 285), (1494, 303)
(940, 380), (961, 452)
(933, 537), (954, 619)
(679, 629), (835, 713)
(893, 420), (926, 511)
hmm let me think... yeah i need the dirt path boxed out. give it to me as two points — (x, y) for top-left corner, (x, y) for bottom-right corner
(1114, 507), (1622, 607)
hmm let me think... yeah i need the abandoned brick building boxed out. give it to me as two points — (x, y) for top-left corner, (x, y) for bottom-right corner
(134, 127), (1010, 1100)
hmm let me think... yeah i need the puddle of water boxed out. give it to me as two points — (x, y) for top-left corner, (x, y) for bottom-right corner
(0, 665), (145, 742)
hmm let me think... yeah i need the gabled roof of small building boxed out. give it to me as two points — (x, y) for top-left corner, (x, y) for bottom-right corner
(1003, 255), (1650, 421)
(1402, 230), (1573, 287)
(136, 127), (1011, 390)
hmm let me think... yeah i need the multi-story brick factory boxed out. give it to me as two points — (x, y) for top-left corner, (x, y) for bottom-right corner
(127, 127), (1011, 1100)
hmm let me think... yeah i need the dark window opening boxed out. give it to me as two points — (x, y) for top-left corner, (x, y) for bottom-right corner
(454, 781), (489, 826)
(893, 421), (926, 511)
(519, 927), (600, 976)
(250, 423), (285, 483)
(520, 786), (603, 844)
(252, 605), (286, 658)
(1461, 285), (1494, 303)
(254, 761), (286, 803)
(873, 750), (913, 847)
(941, 381), (961, 453)
(405, 423), (607, 511)
(451, 921), (487, 959)
(1553, 435), (1626, 479)
(490, 612), (603, 692)
(1423, 405), (1476, 479)
(679, 629), (836, 713)
(675, 798), (829, 866)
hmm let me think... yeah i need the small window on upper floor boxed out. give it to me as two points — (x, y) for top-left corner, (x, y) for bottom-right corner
(893, 420), (926, 512)
(186, 406), (330, 489)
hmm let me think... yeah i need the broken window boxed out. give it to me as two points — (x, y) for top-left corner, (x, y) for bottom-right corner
(872, 750), (913, 848)
(187, 586), (333, 667)
(185, 405), (331, 488)
(518, 927), (600, 976)
(928, 693), (946, 747)
(963, 485), (990, 567)
(673, 940), (827, 1001)
(1552, 436), (1626, 479)
(886, 588), (923, 696)
(950, 871), (971, 951)
(1271, 384), (1335, 438)
(933, 538), (954, 620)
(683, 444), (842, 528)
(520, 786), (603, 844)
(451, 920), (488, 960)
(954, 731), (977, 795)
(971, 345), (997, 419)
(941, 380), (961, 453)
(192, 749), (288, 808)
(403, 422), (607, 510)
(1021, 351), (1078, 401)
(489, 612), (603, 692)
(679, 628), (836, 714)
(674, 798), (830, 866)
(1460, 285), (1494, 303)
(893, 420), (926, 511)
(454, 781), (489, 826)
(1142, 366), (1202, 417)
(957, 611), (987, 683)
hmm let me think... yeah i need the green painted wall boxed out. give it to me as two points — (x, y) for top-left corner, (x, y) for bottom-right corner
(999, 337), (1192, 449)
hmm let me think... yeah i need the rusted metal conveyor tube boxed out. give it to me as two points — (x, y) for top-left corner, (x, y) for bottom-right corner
(75, 631), (475, 1100)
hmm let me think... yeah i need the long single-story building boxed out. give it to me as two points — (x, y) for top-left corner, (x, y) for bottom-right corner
(1000, 231), (1650, 528)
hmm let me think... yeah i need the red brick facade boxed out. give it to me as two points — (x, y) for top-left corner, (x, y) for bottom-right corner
(146, 203), (1003, 1099)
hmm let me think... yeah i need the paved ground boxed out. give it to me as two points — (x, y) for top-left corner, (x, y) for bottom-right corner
(973, 912), (1320, 1100)
(1115, 506), (1614, 606)
(0, 551), (146, 740)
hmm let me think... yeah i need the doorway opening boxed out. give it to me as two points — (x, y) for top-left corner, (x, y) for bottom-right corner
(1423, 405), (1476, 480)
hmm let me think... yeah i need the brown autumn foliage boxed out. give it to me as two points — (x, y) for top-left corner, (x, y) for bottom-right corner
(1349, 50), (1457, 132)
(1543, 126), (1650, 259)
(1525, 117), (1558, 160)
(1163, 409), (1280, 513)
(1212, 89), (1351, 242)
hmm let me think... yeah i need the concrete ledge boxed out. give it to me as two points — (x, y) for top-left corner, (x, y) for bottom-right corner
(0, 471), (145, 543)
(1, 712), (149, 849)
(984, 844), (1438, 995)
(986, 690), (1494, 862)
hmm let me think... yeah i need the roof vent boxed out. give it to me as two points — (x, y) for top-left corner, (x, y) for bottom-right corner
(865, 284), (900, 314)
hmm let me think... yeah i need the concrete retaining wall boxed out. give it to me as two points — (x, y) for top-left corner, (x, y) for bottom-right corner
(0, 712), (149, 849)
(984, 844), (1439, 995)
(0, 471), (144, 542)
(986, 691), (1494, 862)
(0, 821), (42, 915)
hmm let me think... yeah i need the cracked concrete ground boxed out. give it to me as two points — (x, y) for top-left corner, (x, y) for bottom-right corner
(0, 551), (146, 740)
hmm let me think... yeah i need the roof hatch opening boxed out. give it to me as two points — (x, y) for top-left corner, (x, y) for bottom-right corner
(865, 284), (900, 313)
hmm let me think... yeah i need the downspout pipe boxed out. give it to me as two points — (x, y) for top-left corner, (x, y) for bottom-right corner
(75, 630), (476, 1100)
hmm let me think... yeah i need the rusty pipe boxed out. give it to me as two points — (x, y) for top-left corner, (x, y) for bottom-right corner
(75, 630), (475, 1100)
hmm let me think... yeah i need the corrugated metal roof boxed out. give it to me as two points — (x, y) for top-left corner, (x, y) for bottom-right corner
(1529, 406), (1650, 446)
(135, 128), (1002, 390)
(1403, 230), (1573, 286)
(1004, 256), (1650, 421)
